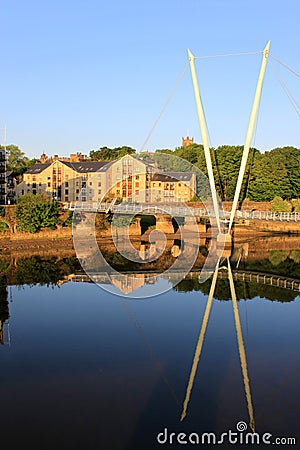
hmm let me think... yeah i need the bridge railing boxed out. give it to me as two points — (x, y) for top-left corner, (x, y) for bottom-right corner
(236, 210), (300, 222)
(67, 202), (300, 222)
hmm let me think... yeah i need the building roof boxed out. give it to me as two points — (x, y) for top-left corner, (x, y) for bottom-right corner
(25, 163), (51, 174)
(61, 161), (113, 172)
(25, 160), (114, 175)
(152, 172), (194, 183)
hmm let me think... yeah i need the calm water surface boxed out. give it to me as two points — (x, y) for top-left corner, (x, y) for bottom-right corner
(0, 240), (299, 449)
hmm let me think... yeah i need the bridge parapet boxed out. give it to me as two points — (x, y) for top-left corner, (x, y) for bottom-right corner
(67, 202), (300, 223)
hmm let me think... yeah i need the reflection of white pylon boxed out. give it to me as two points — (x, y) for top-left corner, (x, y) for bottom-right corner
(180, 259), (255, 433)
(227, 259), (255, 432)
(188, 41), (271, 236)
(180, 257), (220, 421)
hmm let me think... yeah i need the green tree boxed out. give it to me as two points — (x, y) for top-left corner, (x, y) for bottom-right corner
(1, 145), (29, 175)
(271, 196), (291, 212)
(14, 194), (61, 233)
(90, 146), (136, 161)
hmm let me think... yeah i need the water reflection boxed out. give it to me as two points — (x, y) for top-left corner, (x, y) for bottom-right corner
(0, 236), (299, 448)
(1, 237), (300, 298)
(181, 258), (255, 432)
(0, 286), (10, 345)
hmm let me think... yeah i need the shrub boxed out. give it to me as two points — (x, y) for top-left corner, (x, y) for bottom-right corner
(14, 194), (61, 233)
(271, 196), (291, 212)
(0, 206), (5, 217)
(291, 198), (300, 212)
(0, 220), (9, 232)
(63, 211), (73, 228)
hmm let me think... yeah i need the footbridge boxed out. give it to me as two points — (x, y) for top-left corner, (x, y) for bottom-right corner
(68, 201), (300, 223)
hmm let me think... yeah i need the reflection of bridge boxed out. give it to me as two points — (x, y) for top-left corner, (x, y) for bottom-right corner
(218, 269), (300, 293)
(58, 269), (300, 294)
(69, 201), (300, 223)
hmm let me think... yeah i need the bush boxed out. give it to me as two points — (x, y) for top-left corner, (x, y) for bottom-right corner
(0, 220), (9, 232)
(271, 196), (291, 212)
(291, 199), (300, 212)
(190, 195), (201, 202)
(0, 206), (5, 217)
(14, 194), (61, 233)
(63, 211), (73, 228)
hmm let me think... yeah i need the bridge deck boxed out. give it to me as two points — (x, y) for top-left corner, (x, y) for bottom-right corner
(67, 201), (300, 223)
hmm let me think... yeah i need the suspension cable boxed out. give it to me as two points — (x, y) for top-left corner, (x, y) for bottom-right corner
(194, 51), (262, 60)
(268, 59), (300, 118)
(269, 54), (300, 79)
(139, 62), (189, 152)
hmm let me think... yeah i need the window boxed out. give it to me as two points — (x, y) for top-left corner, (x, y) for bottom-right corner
(65, 174), (69, 181)
(89, 182), (93, 186)
(136, 182), (139, 187)
(135, 175), (139, 180)
(39, 182), (41, 186)
(98, 182), (101, 187)
(65, 182), (68, 187)
(98, 190), (101, 194)
(65, 196), (68, 201)
(76, 181), (79, 186)
(82, 197), (86, 202)
(65, 189), (69, 195)
(47, 182), (51, 187)
(76, 189), (79, 194)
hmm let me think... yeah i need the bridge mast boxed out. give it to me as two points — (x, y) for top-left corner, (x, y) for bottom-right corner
(228, 41), (271, 232)
(188, 49), (221, 233)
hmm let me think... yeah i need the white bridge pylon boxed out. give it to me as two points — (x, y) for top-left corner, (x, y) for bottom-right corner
(188, 41), (271, 235)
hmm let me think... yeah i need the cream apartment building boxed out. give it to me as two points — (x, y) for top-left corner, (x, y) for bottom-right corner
(17, 154), (196, 203)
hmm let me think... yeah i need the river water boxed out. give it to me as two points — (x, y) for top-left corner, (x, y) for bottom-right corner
(0, 236), (299, 449)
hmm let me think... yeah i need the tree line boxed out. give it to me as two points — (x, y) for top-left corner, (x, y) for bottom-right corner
(3, 143), (300, 202)
(89, 144), (300, 202)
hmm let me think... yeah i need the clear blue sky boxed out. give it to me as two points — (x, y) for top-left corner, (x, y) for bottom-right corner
(1, 0), (299, 158)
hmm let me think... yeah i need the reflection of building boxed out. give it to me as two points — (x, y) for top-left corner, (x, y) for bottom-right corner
(110, 274), (146, 294)
(0, 286), (10, 345)
(17, 154), (197, 203)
